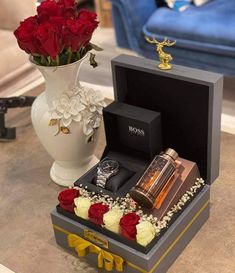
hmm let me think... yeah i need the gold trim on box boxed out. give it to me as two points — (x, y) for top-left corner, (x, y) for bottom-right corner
(84, 229), (109, 249)
(53, 199), (209, 273)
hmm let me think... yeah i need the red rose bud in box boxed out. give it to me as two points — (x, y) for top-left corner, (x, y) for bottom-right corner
(58, 189), (80, 212)
(88, 203), (109, 225)
(119, 212), (140, 240)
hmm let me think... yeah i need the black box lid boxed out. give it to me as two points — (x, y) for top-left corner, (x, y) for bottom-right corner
(111, 55), (223, 185)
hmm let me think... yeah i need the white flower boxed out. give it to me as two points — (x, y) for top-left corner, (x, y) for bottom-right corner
(136, 221), (156, 247)
(79, 86), (106, 114)
(83, 111), (102, 136)
(103, 208), (123, 234)
(49, 85), (106, 137)
(50, 93), (85, 127)
(74, 197), (92, 220)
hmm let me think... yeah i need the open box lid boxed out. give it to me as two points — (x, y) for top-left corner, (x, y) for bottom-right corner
(111, 55), (223, 185)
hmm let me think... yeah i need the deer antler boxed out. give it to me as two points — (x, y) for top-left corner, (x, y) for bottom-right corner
(145, 36), (173, 45)
(163, 38), (176, 47)
(145, 36), (158, 44)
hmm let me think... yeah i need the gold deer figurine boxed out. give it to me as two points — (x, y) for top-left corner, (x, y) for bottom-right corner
(145, 36), (176, 70)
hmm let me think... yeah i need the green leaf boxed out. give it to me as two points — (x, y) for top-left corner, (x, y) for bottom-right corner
(33, 55), (41, 65)
(59, 52), (68, 65)
(66, 47), (72, 64)
(47, 56), (51, 65)
(86, 44), (93, 52)
(89, 53), (98, 68)
(90, 43), (103, 51)
(41, 56), (48, 66)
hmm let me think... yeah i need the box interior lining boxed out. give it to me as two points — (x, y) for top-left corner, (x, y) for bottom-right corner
(113, 66), (209, 183)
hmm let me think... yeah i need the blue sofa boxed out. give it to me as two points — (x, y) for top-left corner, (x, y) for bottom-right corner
(110, 0), (235, 76)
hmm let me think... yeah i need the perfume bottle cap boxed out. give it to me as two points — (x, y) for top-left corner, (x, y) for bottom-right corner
(165, 148), (178, 161)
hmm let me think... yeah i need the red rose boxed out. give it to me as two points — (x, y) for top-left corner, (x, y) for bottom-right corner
(62, 10), (98, 51)
(78, 9), (98, 22)
(35, 22), (61, 59)
(58, 0), (77, 18)
(49, 16), (65, 30)
(14, 16), (39, 54)
(88, 203), (109, 225)
(81, 19), (99, 46)
(63, 17), (98, 51)
(119, 212), (140, 240)
(59, 0), (76, 8)
(78, 10), (99, 45)
(62, 18), (83, 51)
(37, 0), (62, 22)
(58, 188), (80, 212)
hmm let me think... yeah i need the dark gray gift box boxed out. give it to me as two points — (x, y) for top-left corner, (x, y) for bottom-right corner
(51, 55), (223, 273)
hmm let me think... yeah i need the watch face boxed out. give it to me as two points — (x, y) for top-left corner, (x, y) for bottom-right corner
(100, 159), (119, 174)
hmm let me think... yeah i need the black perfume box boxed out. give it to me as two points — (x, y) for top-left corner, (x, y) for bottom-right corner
(51, 55), (223, 273)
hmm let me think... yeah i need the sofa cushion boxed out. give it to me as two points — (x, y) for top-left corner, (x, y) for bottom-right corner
(143, 0), (235, 56)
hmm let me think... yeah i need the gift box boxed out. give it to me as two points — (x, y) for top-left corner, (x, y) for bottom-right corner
(51, 55), (223, 273)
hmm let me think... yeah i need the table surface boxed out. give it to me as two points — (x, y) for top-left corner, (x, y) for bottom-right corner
(0, 92), (235, 273)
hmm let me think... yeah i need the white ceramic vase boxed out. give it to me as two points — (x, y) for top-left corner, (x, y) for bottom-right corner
(31, 57), (102, 187)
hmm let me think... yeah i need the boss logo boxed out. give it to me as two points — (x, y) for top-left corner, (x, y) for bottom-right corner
(128, 126), (145, 137)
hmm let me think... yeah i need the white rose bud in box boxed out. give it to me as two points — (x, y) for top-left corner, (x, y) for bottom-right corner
(74, 197), (91, 220)
(103, 208), (123, 234)
(136, 221), (156, 247)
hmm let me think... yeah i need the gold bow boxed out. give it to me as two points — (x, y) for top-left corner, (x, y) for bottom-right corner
(68, 234), (124, 272)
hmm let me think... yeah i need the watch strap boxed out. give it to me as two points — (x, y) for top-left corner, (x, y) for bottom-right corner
(96, 172), (108, 188)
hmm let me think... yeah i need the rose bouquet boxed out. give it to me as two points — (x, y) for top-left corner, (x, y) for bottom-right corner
(14, 0), (101, 67)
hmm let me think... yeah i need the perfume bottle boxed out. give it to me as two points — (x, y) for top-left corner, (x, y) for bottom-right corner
(130, 148), (178, 209)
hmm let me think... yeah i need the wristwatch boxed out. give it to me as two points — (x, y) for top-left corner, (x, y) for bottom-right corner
(96, 158), (119, 188)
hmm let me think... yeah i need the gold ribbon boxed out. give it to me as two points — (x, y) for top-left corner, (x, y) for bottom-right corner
(68, 233), (124, 272)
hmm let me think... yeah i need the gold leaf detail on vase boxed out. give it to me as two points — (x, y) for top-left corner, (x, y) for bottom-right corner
(86, 134), (94, 143)
(49, 119), (58, 126)
(61, 127), (71, 134)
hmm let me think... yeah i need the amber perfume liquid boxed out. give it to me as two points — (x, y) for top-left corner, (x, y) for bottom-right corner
(130, 148), (178, 209)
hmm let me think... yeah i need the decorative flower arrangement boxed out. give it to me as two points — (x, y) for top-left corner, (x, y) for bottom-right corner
(14, 0), (105, 138)
(14, 0), (101, 67)
(49, 86), (106, 138)
(58, 178), (205, 247)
